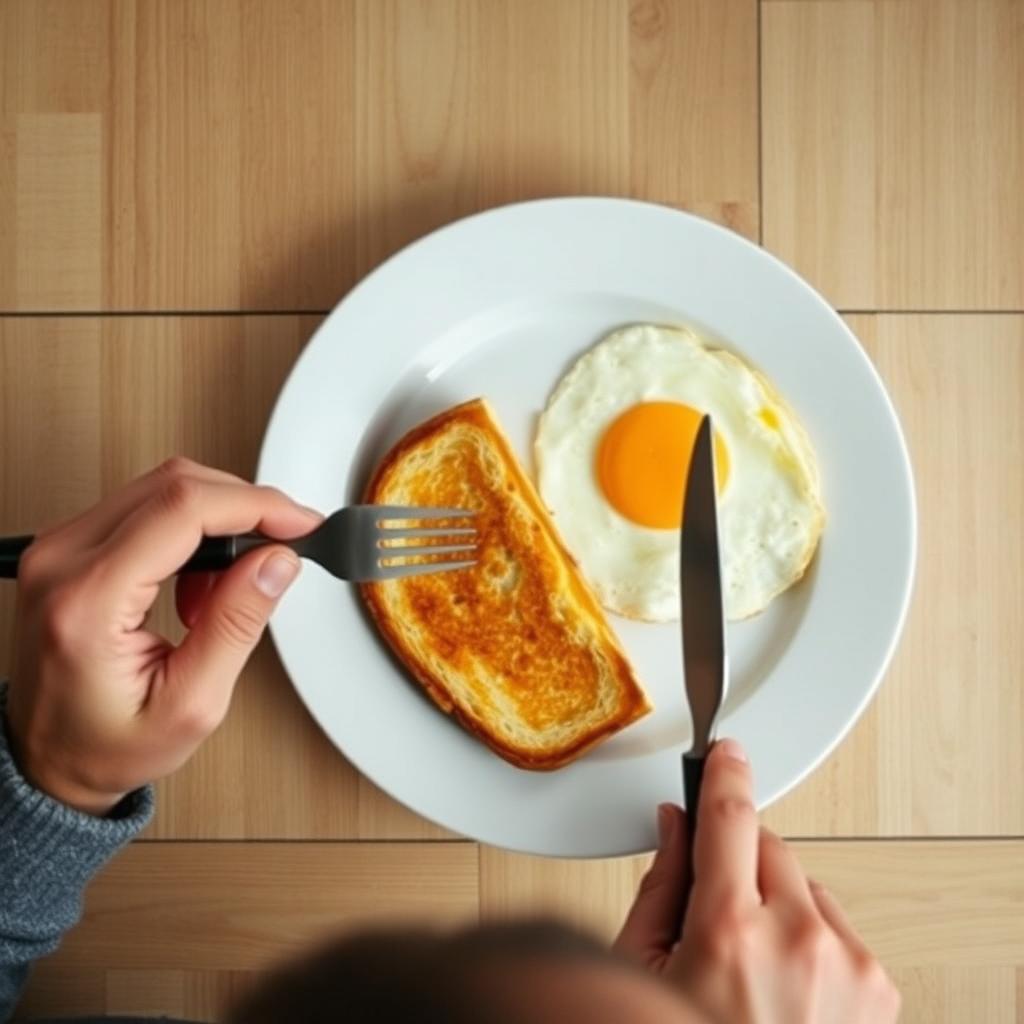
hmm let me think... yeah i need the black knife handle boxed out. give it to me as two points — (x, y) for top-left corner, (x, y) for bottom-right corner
(0, 532), (269, 578)
(682, 752), (707, 908)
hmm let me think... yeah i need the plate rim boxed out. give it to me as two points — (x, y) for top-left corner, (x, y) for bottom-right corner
(257, 196), (918, 858)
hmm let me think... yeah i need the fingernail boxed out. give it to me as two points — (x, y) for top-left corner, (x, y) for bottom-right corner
(301, 505), (325, 521)
(256, 552), (300, 597)
(657, 803), (676, 847)
(715, 738), (748, 763)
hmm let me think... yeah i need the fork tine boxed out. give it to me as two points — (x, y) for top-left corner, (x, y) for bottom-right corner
(370, 504), (477, 521)
(379, 525), (477, 539)
(377, 559), (477, 581)
(379, 542), (478, 561)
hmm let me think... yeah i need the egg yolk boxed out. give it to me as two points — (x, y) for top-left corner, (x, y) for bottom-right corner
(596, 401), (730, 530)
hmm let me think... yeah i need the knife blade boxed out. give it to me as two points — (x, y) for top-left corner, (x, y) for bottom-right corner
(679, 414), (728, 899)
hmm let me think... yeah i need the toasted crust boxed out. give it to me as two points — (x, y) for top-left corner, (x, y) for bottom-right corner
(361, 398), (651, 771)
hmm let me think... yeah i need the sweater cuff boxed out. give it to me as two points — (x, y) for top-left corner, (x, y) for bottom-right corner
(0, 683), (154, 934)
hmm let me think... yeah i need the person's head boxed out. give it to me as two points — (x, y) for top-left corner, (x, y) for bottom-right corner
(229, 919), (697, 1023)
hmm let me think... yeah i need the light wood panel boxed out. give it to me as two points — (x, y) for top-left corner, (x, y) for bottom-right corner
(357, 776), (454, 840)
(14, 113), (102, 308)
(479, 846), (649, 942)
(629, 0), (759, 239)
(15, 841), (479, 1021)
(797, 841), (1024, 970)
(0, 0), (355, 311)
(762, 0), (1024, 310)
(353, 0), (485, 278)
(765, 313), (1024, 837)
(0, 0), (759, 311)
(892, 967), (1019, 1024)
(18, 839), (1024, 1020)
(868, 315), (1024, 835)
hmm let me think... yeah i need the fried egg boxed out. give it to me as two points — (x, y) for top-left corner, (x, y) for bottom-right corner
(534, 324), (824, 621)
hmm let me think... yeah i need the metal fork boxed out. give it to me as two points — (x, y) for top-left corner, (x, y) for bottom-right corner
(0, 505), (478, 582)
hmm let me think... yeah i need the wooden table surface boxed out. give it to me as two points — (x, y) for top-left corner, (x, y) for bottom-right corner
(2, 1), (1022, 1020)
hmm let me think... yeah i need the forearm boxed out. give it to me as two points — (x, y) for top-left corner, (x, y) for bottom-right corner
(0, 684), (153, 1020)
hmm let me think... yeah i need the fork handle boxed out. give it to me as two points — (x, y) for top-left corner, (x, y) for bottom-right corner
(0, 532), (273, 579)
(178, 533), (273, 572)
(0, 535), (33, 578)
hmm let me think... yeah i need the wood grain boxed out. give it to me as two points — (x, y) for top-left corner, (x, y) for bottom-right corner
(479, 846), (648, 942)
(768, 313), (1024, 837)
(17, 839), (1024, 1020)
(865, 315), (1024, 836)
(0, 0), (759, 310)
(15, 841), (479, 1020)
(763, 0), (1024, 310)
(798, 841), (1024, 969)
(357, 775), (455, 840)
(14, 113), (102, 308)
(892, 967), (1019, 1024)
(629, 0), (759, 239)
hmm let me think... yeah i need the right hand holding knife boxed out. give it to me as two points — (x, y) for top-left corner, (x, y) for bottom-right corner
(615, 739), (901, 1024)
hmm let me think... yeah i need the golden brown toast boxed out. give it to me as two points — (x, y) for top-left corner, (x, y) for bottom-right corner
(361, 398), (651, 770)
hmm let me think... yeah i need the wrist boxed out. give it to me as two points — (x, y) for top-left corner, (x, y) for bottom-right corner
(29, 770), (126, 817)
(6, 727), (125, 817)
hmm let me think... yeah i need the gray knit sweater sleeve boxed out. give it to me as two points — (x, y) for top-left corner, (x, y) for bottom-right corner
(0, 684), (154, 1021)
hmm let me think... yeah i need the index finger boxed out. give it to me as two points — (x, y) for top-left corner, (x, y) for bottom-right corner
(98, 477), (322, 587)
(50, 458), (248, 552)
(687, 739), (761, 922)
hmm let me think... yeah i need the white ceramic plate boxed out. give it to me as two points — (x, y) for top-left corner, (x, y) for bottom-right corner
(257, 198), (916, 858)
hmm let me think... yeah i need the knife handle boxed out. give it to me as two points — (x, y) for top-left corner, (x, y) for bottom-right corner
(682, 752), (707, 907)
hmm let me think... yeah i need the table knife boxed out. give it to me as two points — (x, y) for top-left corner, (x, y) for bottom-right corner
(680, 414), (728, 897)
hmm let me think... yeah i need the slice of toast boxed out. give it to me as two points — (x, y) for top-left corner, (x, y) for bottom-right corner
(361, 398), (652, 771)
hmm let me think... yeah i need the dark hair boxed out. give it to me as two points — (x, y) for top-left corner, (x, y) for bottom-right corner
(229, 920), (621, 1023)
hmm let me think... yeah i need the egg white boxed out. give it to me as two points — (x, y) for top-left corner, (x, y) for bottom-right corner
(534, 324), (825, 621)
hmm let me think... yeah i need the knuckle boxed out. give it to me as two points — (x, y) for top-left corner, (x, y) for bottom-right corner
(860, 956), (895, 993)
(212, 601), (267, 648)
(158, 475), (202, 516)
(16, 541), (50, 588)
(707, 795), (757, 825)
(38, 581), (90, 648)
(175, 699), (223, 739)
(157, 455), (199, 480)
(699, 907), (756, 964)
(790, 915), (831, 964)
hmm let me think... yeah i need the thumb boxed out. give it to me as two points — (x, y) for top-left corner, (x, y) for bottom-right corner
(164, 546), (301, 729)
(614, 803), (688, 967)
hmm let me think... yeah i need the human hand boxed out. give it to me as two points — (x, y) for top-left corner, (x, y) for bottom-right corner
(5, 458), (321, 816)
(615, 740), (900, 1023)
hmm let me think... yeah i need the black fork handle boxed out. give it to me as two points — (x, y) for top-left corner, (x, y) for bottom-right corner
(0, 535), (33, 579)
(0, 532), (271, 579)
